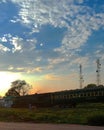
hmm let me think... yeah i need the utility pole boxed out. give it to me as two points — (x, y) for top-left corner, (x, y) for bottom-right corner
(79, 64), (84, 89)
(96, 59), (101, 86)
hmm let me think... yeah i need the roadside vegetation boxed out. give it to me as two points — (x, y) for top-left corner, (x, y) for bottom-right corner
(0, 103), (104, 126)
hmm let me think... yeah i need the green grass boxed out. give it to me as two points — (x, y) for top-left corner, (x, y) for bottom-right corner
(0, 103), (104, 125)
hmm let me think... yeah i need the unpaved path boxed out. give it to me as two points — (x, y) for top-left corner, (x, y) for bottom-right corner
(0, 122), (103, 130)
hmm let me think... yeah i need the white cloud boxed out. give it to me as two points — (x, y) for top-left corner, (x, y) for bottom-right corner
(71, 57), (89, 67)
(95, 45), (104, 61)
(0, 34), (37, 53)
(8, 66), (14, 70)
(48, 57), (68, 65)
(0, 0), (7, 3)
(9, 0), (104, 55)
(10, 36), (22, 53)
(14, 66), (44, 73)
(0, 44), (10, 52)
(0, 37), (7, 42)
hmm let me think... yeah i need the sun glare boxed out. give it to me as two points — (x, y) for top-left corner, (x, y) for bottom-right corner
(0, 72), (21, 96)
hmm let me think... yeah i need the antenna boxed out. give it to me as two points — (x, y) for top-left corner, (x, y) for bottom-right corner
(96, 59), (101, 86)
(79, 64), (84, 89)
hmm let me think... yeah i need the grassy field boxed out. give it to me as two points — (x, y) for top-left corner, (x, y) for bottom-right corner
(0, 103), (104, 126)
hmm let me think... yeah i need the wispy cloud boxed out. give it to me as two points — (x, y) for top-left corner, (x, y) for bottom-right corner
(0, 34), (37, 53)
(0, 0), (104, 75)
(9, 2), (103, 39)
(0, 44), (10, 52)
(8, 0), (104, 57)
(0, 0), (7, 3)
(44, 74), (62, 80)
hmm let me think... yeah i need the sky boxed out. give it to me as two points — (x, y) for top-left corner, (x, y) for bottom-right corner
(0, 0), (104, 96)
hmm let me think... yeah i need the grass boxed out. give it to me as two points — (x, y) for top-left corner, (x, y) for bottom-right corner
(87, 114), (104, 126)
(0, 103), (104, 125)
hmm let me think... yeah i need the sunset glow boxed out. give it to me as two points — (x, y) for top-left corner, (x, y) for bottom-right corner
(0, 72), (21, 96)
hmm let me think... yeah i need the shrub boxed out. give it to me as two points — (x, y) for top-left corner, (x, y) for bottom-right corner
(87, 114), (104, 126)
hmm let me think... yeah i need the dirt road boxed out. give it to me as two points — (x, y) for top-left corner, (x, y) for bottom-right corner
(0, 122), (103, 130)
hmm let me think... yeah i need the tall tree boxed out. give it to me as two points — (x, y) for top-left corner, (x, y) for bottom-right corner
(84, 84), (97, 89)
(5, 80), (32, 96)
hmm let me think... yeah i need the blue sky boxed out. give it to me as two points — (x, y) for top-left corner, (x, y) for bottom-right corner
(0, 0), (104, 96)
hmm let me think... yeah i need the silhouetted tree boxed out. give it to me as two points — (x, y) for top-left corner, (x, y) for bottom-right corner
(84, 84), (97, 89)
(5, 80), (32, 97)
(98, 85), (104, 87)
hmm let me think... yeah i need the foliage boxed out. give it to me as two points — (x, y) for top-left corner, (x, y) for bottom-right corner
(0, 103), (104, 125)
(87, 114), (104, 126)
(84, 84), (97, 89)
(5, 80), (32, 97)
(5, 88), (20, 97)
(84, 84), (104, 89)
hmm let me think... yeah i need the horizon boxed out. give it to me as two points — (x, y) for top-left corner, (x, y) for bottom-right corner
(0, 0), (104, 96)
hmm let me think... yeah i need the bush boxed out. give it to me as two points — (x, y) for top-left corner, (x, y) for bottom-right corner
(87, 114), (104, 126)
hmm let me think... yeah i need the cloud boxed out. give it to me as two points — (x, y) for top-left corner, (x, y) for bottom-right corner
(0, 34), (37, 53)
(8, 0), (104, 55)
(26, 67), (44, 73)
(0, 0), (7, 3)
(0, 37), (7, 42)
(8, 66), (14, 70)
(7, 64), (44, 73)
(10, 36), (37, 53)
(44, 74), (62, 80)
(0, 0), (104, 75)
(0, 44), (10, 52)
(10, 36), (22, 52)
(0, 34), (39, 72)
(44, 73), (78, 81)
(71, 57), (89, 66)
(1, 1), (104, 52)
(48, 57), (67, 65)
(95, 45), (104, 60)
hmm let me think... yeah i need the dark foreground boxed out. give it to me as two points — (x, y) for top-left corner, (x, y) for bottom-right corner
(0, 122), (103, 130)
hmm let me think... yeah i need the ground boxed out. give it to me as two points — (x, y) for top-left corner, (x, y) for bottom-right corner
(0, 122), (104, 130)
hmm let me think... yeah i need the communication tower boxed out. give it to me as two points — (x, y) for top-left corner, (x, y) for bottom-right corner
(96, 59), (101, 86)
(79, 64), (84, 89)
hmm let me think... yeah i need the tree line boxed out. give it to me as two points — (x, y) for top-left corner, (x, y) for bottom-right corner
(4, 80), (104, 97)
